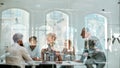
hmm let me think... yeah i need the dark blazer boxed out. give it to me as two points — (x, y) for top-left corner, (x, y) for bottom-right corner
(80, 36), (106, 63)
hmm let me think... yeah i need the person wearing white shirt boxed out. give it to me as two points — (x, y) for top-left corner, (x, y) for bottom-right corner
(6, 33), (33, 68)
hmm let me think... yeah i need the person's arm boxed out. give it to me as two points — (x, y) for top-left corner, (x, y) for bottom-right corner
(88, 37), (103, 57)
(72, 46), (75, 56)
(33, 46), (42, 61)
(91, 36), (103, 52)
(62, 48), (67, 54)
(32, 49), (41, 61)
(21, 47), (33, 64)
(79, 40), (89, 63)
(41, 48), (47, 61)
(56, 51), (62, 61)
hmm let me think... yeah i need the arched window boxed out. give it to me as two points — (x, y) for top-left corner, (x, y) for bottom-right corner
(32, 25), (53, 50)
(1, 8), (29, 46)
(38, 10), (76, 51)
(47, 11), (69, 48)
(85, 14), (107, 50)
(46, 11), (69, 39)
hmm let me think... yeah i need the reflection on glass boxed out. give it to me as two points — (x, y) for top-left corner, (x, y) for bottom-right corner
(1, 8), (29, 48)
(46, 10), (77, 52)
(85, 14), (107, 50)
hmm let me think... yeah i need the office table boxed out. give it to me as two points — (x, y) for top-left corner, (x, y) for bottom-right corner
(25, 61), (84, 68)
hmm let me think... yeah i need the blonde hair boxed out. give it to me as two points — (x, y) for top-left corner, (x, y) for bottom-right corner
(46, 33), (56, 40)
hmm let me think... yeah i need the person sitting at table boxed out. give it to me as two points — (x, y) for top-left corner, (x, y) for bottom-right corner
(24, 36), (41, 61)
(75, 27), (106, 68)
(6, 33), (33, 68)
(62, 39), (75, 60)
(41, 33), (62, 61)
(60, 39), (75, 68)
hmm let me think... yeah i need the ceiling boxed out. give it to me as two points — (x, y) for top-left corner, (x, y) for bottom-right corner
(0, 0), (118, 13)
(0, 0), (119, 32)
(0, 0), (119, 26)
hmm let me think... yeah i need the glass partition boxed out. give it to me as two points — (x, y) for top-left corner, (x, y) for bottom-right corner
(0, 8), (29, 56)
(85, 14), (107, 50)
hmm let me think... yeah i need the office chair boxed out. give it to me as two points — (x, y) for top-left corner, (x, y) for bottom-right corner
(39, 64), (56, 68)
(0, 64), (20, 68)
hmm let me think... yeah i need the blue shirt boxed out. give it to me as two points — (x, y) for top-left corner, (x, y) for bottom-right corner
(24, 43), (41, 58)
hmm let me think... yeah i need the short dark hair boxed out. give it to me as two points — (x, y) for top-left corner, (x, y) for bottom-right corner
(29, 36), (37, 41)
(82, 27), (90, 32)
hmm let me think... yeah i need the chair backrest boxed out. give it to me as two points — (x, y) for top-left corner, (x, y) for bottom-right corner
(25, 65), (39, 68)
(0, 64), (20, 68)
(39, 64), (56, 68)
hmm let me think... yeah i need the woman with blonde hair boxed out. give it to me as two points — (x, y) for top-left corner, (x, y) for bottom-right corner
(41, 33), (62, 61)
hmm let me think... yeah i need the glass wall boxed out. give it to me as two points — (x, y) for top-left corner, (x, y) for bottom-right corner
(1, 8), (29, 45)
(85, 14), (107, 50)
(0, 8), (29, 55)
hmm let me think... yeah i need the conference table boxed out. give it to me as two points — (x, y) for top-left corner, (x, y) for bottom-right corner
(0, 61), (84, 68)
(25, 61), (85, 68)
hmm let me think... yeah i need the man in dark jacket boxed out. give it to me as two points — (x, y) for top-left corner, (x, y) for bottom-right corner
(79, 27), (106, 68)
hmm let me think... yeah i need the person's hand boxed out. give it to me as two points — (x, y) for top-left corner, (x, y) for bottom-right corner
(83, 53), (88, 57)
(51, 47), (56, 51)
(32, 57), (41, 61)
(95, 48), (100, 52)
(74, 60), (82, 63)
(56, 61), (62, 64)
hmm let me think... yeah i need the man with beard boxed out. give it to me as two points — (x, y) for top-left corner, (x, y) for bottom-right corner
(75, 27), (106, 68)
(6, 33), (33, 68)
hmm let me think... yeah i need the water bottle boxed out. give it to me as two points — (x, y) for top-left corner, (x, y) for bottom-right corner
(46, 52), (50, 61)
(50, 53), (54, 61)
(44, 53), (46, 61)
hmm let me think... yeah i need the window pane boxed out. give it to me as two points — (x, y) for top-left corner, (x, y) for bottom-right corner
(1, 8), (29, 47)
(85, 14), (107, 50)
